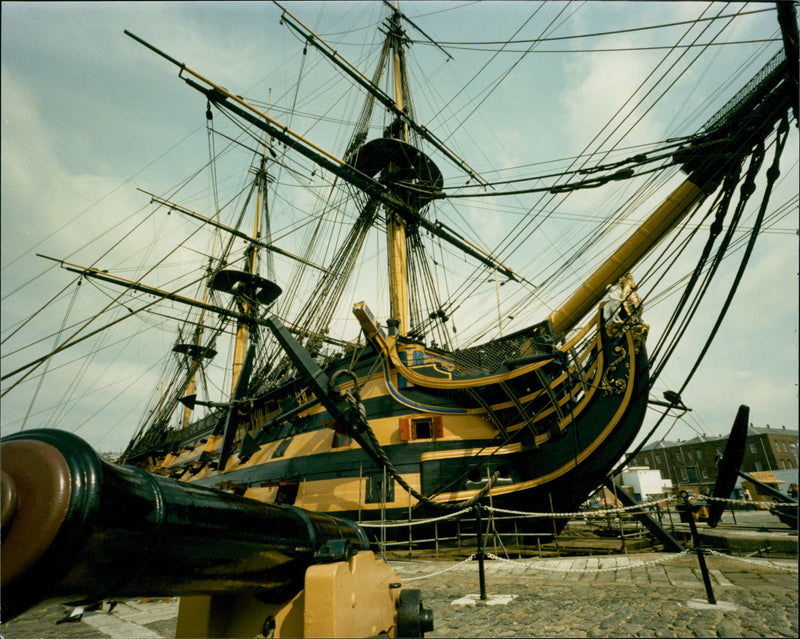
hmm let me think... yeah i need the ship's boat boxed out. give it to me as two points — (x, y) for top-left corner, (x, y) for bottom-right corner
(2, 2), (797, 541)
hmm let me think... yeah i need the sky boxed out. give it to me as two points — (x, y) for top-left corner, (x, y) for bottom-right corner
(2, 1), (797, 455)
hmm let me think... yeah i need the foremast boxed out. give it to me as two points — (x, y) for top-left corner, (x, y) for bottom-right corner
(229, 128), (270, 395)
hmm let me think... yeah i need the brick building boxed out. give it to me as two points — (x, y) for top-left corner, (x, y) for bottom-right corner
(628, 425), (798, 494)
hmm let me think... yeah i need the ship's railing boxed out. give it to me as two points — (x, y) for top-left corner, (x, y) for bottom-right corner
(445, 320), (553, 376)
(360, 495), (795, 560)
(360, 501), (660, 560)
(124, 411), (219, 459)
(703, 50), (786, 134)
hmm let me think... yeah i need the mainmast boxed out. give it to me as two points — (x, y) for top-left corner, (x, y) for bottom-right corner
(386, 7), (411, 335)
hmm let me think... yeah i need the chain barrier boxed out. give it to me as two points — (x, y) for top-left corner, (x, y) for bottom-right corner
(357, 494), (792, 529)
(400, 554), (477, 582)
(488, 495), (793, 519)
(484, 499), (672, 519)
(484, 549), (693, 572)
(704, 495), (791, 509)
(707, 549), (798, 573)
(397, 549), (797, 583)
(358, 507), (472, 528)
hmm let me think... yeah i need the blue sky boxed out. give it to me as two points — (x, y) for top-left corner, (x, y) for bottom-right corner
(2, 2), (797, 453)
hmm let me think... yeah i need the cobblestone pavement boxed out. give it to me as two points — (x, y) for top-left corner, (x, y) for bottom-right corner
(1, 553), (796, 638)
(393, 553), (798, 638)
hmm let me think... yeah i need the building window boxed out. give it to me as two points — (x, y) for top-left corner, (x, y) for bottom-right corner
(679, 468), (688, 481)
(701, 467), (709, 478)
(676, 451), (683, 462)
(695, 448), (702, 459)
(686, 450), (693, 460)
(750, 443), (758, 453)
(655, 453), (662, 464)
(755, 461), (763, 472)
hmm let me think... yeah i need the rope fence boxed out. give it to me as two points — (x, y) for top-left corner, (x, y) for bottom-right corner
(396, 549), (797, 583)
(358, 494), (791, 528)
(401, 554), (478, 582)
(485, 549), (694, 572)
(358, 507), (472, 528)
(707, 549), (798, 573)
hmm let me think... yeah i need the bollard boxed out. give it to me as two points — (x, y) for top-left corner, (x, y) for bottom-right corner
(474, 505), (487, 601)
(678, 490), (716, 605)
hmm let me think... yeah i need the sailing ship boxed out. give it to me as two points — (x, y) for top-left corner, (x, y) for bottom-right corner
(2, 2), (797, 539)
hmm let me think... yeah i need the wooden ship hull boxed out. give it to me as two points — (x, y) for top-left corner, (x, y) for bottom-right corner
(121, 300), (650, 537)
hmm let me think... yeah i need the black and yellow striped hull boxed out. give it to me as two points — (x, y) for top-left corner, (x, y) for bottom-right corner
(126, 307), (649, 539)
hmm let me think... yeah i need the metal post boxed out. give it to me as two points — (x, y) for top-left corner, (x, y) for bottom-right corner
(680, 490), (716, 605)
(380, 466), (387, 560)
(548, 492), (561, 556)
(358, 461), (363, 523)
(474, 505), (487, 601)
(729, 501), (737, 525)
(408, 496), (413, 560)
(611, 481), (628, 555)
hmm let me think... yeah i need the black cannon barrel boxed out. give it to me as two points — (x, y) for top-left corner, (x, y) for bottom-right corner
(1, 429), (369, 621)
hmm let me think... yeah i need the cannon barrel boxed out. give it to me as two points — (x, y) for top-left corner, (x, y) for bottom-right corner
(1, 429), (369, 622)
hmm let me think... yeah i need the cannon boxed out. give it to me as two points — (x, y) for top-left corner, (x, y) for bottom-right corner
(1, 429), (433, 637)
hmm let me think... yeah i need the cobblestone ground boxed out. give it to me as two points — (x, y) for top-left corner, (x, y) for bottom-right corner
(394, 554), (798, 638)
(1, 553), (796, 638)
(0, 599), (179, 639)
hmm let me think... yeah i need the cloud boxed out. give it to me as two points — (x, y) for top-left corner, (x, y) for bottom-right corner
(2, 2), (796, 456)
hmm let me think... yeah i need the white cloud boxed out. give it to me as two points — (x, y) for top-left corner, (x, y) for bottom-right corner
(2, 2), (797, 455)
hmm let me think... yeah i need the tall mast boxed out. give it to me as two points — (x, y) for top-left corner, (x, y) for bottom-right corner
(229, 125), (270, 396)
(180, 299), (209, 428)
(386, 7), (410, 335)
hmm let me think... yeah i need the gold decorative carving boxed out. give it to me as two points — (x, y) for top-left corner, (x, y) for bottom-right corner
(604, 273), (648, 352)
(601, 344), (628, 395)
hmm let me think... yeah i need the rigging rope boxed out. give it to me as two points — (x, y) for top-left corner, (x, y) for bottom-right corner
(422, 5), (738, 347)
(19, 280), (82, 431)
(648, 149), (763, 382)
(415, 7), (775, 48)
(671, 115), (789, 394)
(611, 113), (790, 478)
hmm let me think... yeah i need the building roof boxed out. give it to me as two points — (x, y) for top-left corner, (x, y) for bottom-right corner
(747, 426), (798, 437)
(633, 426), (797, 453)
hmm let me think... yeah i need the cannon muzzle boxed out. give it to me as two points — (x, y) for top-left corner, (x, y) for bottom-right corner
(1, 428), (369, 622)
